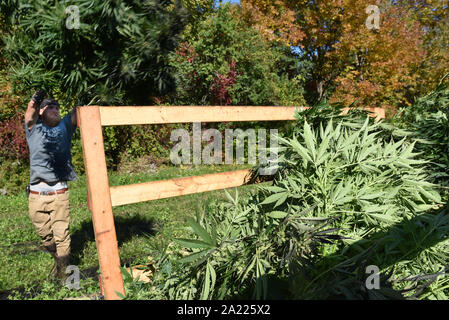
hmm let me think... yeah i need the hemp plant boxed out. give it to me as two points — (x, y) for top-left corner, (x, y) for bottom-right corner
(153, 104), (443, 300)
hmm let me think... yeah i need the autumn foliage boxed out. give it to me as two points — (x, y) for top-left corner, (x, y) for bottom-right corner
(210, 60), (237, 105)
(0, 0), (448, 163)
(327, 2), (426, 111)
(239, 0), (305, 46)
(0, 62), (27, 161)
(170, 4), (307, 107)
(0, 110), (28, 161)
(240, 0), (447, 113)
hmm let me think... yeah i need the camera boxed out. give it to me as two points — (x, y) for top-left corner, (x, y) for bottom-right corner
(31, 89), (46, 107)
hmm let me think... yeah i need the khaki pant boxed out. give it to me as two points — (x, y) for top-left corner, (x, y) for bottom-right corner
(28, 190), (71, 257)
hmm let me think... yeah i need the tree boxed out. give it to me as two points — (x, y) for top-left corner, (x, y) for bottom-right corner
(399, 0), (449, 93)
(239, 0), (305, 47)
(326, 1), (426, 111)
(170, 3), (308, 106)
(0, 0), (191, 170)
(241, 0), (435, 112)
(0, 0), (189, 107)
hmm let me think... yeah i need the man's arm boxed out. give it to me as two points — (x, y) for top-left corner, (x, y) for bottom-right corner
(25, 90), (46, 131)
(24, 99), (39, 131)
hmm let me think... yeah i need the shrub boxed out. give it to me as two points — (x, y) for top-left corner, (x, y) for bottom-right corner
(0, 109), (28, 161)
(0, 158), (29, 195)
(0, 0), (191, 169)
(170, 3), (308, 106)
(392, 74), (449, 186)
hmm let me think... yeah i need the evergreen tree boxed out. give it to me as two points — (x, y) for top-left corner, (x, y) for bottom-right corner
(0, 0), (189, 106)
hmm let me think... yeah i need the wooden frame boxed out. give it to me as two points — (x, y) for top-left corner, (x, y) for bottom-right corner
(77, 105), (385, 300)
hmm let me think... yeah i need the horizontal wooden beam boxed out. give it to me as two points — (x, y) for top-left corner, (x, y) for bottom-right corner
(77, 105), (385, 126)
(109, 169), (254, 207)
(341, 107), (385, 121)
(97, 106), (306, 126)
(369, 107), (385, 120)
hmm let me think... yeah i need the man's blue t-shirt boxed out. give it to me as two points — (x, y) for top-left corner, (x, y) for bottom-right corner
(25, 114), (78, 185)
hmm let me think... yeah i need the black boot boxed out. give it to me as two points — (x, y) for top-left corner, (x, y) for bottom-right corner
(55, 255), (71, 281)
(43, 242), (57, 257)
(43, 242), (58, 277)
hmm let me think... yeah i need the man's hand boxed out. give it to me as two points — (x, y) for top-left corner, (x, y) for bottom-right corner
(27, 99), (36, 110)
(31, 89), (46, 106)
(25, 90), (46, 130)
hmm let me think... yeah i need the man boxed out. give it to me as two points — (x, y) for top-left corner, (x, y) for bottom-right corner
(24, 90), (78, 280)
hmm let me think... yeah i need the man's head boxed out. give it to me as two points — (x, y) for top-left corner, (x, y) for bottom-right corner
(39, 98), (61, 127)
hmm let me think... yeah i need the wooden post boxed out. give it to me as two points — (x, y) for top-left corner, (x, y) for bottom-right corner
(77, 106), (125, 300)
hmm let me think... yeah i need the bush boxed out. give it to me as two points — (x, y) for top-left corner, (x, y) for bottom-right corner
(0, 109), (28, 161)
(170, 3), (308, 106)
(100, 123), (190, 171)
(392, 74), (449, 186)
(0, 158), (29, 195)
(0, 0), (191, 168)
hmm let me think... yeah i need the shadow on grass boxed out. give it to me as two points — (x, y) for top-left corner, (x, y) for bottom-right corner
(70, 213), (158, 266)
(0, 213), (158, 300)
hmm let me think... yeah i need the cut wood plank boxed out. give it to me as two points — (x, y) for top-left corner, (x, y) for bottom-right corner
(78, 106), (125, 300)
(96, 105), (385, 126)
(109, 169), (253, 207)
(340, 106), (385, 121)
(372, 107), (385, 120)
(98, 106), (307, 126)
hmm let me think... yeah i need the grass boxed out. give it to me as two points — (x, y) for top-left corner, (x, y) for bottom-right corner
(0, 162), (260, 300)
(2, 159), (448, 300)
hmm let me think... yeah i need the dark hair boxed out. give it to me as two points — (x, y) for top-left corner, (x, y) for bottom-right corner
(39, 98), (60, 110)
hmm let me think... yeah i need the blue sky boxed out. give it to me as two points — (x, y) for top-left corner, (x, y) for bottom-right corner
(218, 0), (241, 4)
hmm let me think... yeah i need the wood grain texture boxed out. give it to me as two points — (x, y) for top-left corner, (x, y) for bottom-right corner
(78, 106), (125, 300)
(95, 105), (385, 126)
(98, 106), (307, 125)
(110, 169), (253, 207)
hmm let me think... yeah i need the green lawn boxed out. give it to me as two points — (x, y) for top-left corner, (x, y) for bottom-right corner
(0, 163), (260, 300)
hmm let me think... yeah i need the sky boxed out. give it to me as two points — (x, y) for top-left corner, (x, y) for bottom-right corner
(218, 0), (241, 4)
